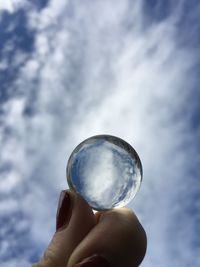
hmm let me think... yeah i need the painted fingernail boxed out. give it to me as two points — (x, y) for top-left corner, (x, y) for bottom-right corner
(56, 190), (72, 231)
(74, 254), (111, 267)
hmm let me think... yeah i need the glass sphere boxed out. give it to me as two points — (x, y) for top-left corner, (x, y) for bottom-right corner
(66, 135), (143, 210)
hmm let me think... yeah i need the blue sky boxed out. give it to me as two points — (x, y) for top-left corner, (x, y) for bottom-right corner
(0, 0), (200, 266)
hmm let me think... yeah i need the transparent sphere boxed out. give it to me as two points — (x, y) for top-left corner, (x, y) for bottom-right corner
(66, 135), (143, 210)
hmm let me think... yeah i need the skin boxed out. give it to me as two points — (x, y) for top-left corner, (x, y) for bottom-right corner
(33, 190), (147, 267)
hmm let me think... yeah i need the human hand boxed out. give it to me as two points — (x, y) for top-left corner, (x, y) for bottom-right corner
(33, 190), (147, 267)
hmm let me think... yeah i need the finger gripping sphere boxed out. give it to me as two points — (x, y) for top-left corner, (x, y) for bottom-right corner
(66, 135), (143, 211)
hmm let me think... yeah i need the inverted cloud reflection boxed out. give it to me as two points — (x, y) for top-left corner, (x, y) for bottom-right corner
(68, 137), (142, 210)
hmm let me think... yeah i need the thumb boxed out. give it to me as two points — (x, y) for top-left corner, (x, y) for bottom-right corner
(33, 190), (96, 267)
(67, 208), (147, 267)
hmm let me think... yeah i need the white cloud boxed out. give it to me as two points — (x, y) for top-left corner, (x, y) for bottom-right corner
(0, 198), (18, 215)
(0, 0), (200, 266)
(0, 0), (26, 13)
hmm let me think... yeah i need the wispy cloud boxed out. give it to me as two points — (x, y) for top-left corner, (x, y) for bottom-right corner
(0, 0), (26, 13)
(0, 0), (200, 266)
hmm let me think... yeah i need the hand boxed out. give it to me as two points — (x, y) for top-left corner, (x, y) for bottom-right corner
(33, 190), (147, 267)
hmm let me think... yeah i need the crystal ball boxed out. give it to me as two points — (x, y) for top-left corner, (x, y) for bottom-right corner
(66, 135), (143, 210)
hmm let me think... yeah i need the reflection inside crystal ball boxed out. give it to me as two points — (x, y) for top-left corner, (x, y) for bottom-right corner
(66, 135), (142, 210)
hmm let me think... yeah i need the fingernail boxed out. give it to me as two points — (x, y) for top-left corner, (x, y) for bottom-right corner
(74, 254), (111, 267)
(56, 190), (72, 231)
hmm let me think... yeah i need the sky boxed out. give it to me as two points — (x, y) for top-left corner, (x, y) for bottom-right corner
(0, 0), (200, 266)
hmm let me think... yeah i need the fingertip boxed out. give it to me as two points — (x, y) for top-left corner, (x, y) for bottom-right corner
(97, 207), (147, 265)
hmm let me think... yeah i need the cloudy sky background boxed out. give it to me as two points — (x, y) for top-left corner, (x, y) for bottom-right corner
(0, 0), (200, 266)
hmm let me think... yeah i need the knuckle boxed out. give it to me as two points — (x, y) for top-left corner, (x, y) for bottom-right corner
(34, 247), (60, 267)
(43, 248), (59, 267)
(32, 261), (46, 267)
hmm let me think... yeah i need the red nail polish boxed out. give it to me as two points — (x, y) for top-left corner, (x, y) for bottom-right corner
(74, 254), (111, 267)
(56, 190), (72, 231)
